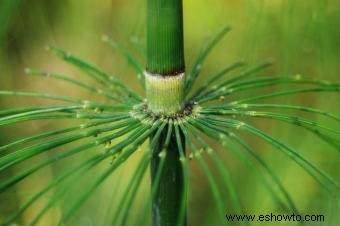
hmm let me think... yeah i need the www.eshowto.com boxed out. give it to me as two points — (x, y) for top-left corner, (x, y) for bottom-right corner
(225, 213), (325, 223)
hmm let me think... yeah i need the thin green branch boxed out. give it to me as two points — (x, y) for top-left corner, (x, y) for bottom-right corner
(26, 69), (128, 104)
(195, 76), (339, 103)
(0, 90), (132, 111)
(48, 46), (142, 102)
(0, 110), (129, 126)
(111, 152), (150, 226)
(192, 61), (272, 101)
(185, 26), (231, 93)
(216, 103), (340, 122)
(58, 121), (161, 225)
(0, 90), (86, 104)
(226, 76), (338, 90)
(0, 114), (77, 126)
(228, 87), (340, 105)
(28, 124), (152, 226)
(200, 109), (340, 138)
(0, 106), (54, 117)
(117, 121), (167, 226)
(0, 119), (137, 193)
(174, 123), (188, 226)
(0, 117), (130, 152)
(0, 106), (81, 124)
(102, 36), (145, 88)
(0, 115), (133, 171)
(201, 108), (340, 150)
(138, 122), (172, 226)
(188, 119), (301, 221)
(189, 61), (244, 98)
(179, 124), (228, 225)
(4, 153), (106, 226)
(201, 116), (339, 193)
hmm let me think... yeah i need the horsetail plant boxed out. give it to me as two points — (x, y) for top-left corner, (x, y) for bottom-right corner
(1, 0), (340, 226)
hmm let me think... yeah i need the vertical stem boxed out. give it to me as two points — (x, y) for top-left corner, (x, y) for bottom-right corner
(147, 0), (185, 75)
(151, 125), (185, 226)
(146, 0), (186, 226)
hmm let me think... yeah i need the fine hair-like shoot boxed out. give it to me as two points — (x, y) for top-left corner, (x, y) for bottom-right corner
(0, 1), (339, 226)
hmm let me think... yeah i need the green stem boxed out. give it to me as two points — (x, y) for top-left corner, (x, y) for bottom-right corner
(145, 72), (185, 114)
(151, 123), (186, 226)
(147, 1), (186, 225)
(147, 0), (185, 74)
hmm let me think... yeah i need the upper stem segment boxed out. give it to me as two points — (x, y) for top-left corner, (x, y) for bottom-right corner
(147, 0), (185, 75)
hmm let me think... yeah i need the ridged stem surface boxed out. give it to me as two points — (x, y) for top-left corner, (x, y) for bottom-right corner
(146, 1), (186, 226)
(151, 126), (185, 226)
(145, 72), (185, 115)
(147, 0), (185, 75)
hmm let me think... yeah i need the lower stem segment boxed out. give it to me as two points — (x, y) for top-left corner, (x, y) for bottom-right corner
(151, 125), (186, 226)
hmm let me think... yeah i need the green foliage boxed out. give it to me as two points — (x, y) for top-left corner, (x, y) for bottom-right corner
(0, 1), (340, 222)
(0, 25), (339, 225)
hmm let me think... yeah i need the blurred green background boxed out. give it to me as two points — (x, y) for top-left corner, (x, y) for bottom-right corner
(0, 0), (339, 225)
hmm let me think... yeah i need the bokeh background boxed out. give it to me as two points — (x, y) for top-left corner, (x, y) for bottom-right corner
(0, 0), (339, 225)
